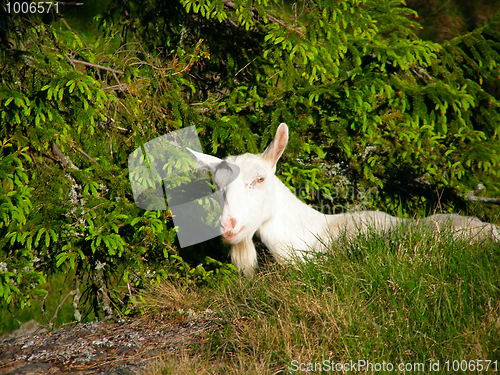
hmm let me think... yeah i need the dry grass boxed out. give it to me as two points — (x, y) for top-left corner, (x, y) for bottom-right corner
(141, 225), (500, 374)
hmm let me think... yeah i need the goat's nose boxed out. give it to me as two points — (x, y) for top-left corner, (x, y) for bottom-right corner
(221, 217), (237, 233)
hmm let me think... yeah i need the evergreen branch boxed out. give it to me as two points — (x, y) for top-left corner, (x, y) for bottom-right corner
(72, 145), (99, 165)
(467, 184), (500, 205)
(235, 57), (257, 77)
(70, 59), (125, 75)
(410, 65), (433, 81)
(52, 142), (79, 170)
(105, 84), (129, 91)
(222, 0), (304, 36)
(73, 278), (82, 322)
(83, 39), (202, 88)
(95, 263), (115, 318)
(48, 290), (79, 327)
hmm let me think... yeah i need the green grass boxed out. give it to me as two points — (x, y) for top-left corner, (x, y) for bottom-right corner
(144, 224), (500, 374)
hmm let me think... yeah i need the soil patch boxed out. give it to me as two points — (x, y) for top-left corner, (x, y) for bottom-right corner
(0, 309), (217, 374)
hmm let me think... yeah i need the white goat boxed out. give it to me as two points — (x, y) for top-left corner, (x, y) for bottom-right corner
(189, 123), (499, 277)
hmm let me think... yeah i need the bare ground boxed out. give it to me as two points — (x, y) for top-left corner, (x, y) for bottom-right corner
(0, 309), (218, 375)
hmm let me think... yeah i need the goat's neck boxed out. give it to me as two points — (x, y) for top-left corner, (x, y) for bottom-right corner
(257, 176), (330, 258)
(230, 236), (257, 278)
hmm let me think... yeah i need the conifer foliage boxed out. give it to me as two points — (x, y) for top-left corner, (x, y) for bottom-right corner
(1, 0), (499, 321)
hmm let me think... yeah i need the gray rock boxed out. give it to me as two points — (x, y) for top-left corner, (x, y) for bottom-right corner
(0, 311), (218, 374)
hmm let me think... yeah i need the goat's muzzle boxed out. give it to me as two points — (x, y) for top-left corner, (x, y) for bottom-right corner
(221, 217), (243, 242)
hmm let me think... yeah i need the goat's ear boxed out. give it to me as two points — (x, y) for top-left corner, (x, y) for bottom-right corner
(186, 147), (223, 172)
(263, 123), (288, 169)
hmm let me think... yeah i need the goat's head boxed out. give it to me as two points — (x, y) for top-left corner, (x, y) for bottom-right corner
(187, 123), (289, 244)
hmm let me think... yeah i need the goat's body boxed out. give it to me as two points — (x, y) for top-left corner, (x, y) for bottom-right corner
(228, 165), (499, 277)
(189, 123), (499, 277)
(250, 174), (495, 259)
(256, 176), (331, 261)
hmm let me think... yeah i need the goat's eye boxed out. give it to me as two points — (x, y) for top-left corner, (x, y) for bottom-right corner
(249, 176), (265, 188)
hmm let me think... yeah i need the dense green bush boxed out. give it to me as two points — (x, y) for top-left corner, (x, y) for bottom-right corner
(1, 0), (499, 324)
(0, 23), (234, 322)
(103, 0), (500, 212)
